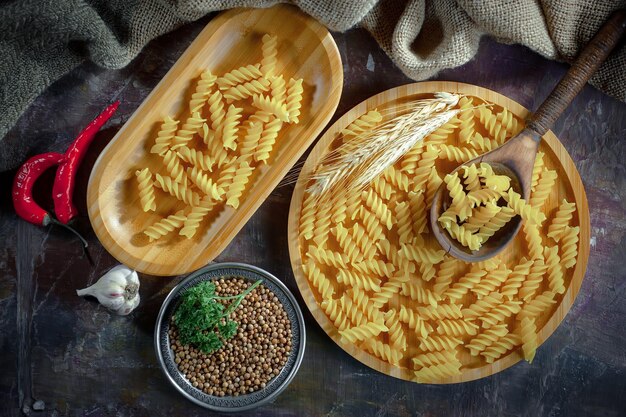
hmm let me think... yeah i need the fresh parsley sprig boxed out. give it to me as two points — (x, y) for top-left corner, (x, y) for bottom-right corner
(174, 279), (262, 354)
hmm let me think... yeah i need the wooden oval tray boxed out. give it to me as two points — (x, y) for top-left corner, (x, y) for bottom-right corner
(287, 81), (590, 383)
(87, 5), (343, 275)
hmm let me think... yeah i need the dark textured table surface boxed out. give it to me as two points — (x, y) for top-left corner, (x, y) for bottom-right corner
(1, 12), (625, 417)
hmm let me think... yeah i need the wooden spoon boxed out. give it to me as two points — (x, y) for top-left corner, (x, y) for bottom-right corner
(431, 9), (626, 262)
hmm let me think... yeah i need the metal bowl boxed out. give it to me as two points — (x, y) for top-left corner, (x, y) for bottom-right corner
(154, 263), (306, 412)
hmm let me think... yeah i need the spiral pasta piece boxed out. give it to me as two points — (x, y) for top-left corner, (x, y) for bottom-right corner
(518, 259), (548, 301)
(438, 144), (479, 163)
(544, 246), (565, 294)
(135, 168), (156, 212)
(464, 202), (501, 233)
(400, 244), (446, 264)
(371, 174), (395, 200)
(225, 161), (253, 209)
(418, 335), (462, 352)
(179, 197), (215, 238)
(339, 321), (388, 344)
(384, 309), (407, 351)
(352, 259), (396, 278)
(171, 112), (206, 151)
(177, 146), (213, 172)
(364, 339), (403, 366)
(189, 70), (216, 113)
(412, 350), (458, 370)
(401, 282), (439, 307)
(466, 324), (508, 356)
(356, 206), (385, 242)
(162, 150), (186, 183)
(269, 74), (286, 104)
(461, 292), (504, 319)
(362, 188), (393, 230)
(413, 360), (462, 383)
(339, 293), (368, 327)
(469, 132), (499, 153)
(150, 116), (179, 155)
(523, 222), (544, 260)
(399, 142), (425, 174)
(299, 192), (316, 240)
(186, 166), (222, 201)
(437, 318), (479, 337)
(425, 166), (443, 208)
(425, 118), (459, 147)
(351, 287), (384, 323)
(500, 257), (533, 300)
(307, 246), (348, 269)
(216, 64), (262, 90)
(529, 170), (557, 209)
(302, 259), (334, 300)
(417, 303), (463, 320)
(260, 34), (277, 77)
(143, 210), (186, 241)
(154, 173), (200, 206)
(462, 163), (481, 192)
(216, 160), (237, 193)
(433, 257), (460, 295)
(382, 165), (410, 193)
(505, 189), (546, 224)
(481, 333), (521, 363)
(443, 222), (483, 251)
(255, 117), (283, 163)
(321, 298), (350, 330)
(406, 191), (426, 235)
(444, 171), (472, 221)
(337, 268), (381, 292)
(341, 110), (383, 139)
(560, 226), (579, 269)
(442, 268), (487, 301)
(479, 299), (522, 328)
(457, 96), (475, 143)
(531, 151), (545, 191)
(416, 261), (434, 282)
(547, 199), (576, 242)
(476, 206), (516, 241)
(496, 107), (522, 136)
(371, 273), (410, 308)
(285, 78), (303, 123)
(467, 188), (501, 207)
(397, 305), (432, 338)
(517, 290), (557, 321)
(519, 317), (538, 363)
(478, 106), (507, 144)
(347, 223), (376, 260)
(472, 265), (510, 298)
(332, 223), (364, 263)
(311, 199), (332, 248)
(223, 78), (270, 102)
(413, 144), (439, 190)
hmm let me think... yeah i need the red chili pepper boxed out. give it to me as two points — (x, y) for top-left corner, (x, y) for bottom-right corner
(13, 152), (65, 226)
(53, 101), (119, 224)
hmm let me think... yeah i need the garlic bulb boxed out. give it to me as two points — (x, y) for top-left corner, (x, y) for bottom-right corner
(76, 265), (140, 315)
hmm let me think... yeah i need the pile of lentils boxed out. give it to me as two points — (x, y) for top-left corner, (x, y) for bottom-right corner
(169, 277), (292, 397)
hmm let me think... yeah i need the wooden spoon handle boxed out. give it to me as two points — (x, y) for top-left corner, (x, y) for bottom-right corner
(527, 9), (626, 136)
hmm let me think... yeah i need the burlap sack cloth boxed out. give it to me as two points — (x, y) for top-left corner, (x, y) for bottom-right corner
(1, 0), (624, 171)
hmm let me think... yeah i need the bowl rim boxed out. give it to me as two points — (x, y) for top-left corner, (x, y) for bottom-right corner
(154, 262), (306, 412)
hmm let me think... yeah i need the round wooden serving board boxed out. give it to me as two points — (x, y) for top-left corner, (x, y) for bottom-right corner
(87, 5), (343, 275)
(287, 81), (590, 383)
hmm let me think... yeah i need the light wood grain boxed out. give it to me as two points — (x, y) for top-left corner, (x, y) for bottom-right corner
(287, 81), (590, 383)
(87, 5), (343, 276)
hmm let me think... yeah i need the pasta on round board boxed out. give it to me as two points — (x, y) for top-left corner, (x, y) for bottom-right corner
(290, 86), (588, 383)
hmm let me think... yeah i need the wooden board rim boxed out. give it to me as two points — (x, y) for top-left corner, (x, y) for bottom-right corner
(287, 81), (591, 383)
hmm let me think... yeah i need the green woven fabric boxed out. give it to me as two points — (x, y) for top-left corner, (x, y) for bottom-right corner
(1, 0), (624, 170)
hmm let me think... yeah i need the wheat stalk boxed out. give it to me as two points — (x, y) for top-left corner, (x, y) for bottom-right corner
(307, 92), (461, 198)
